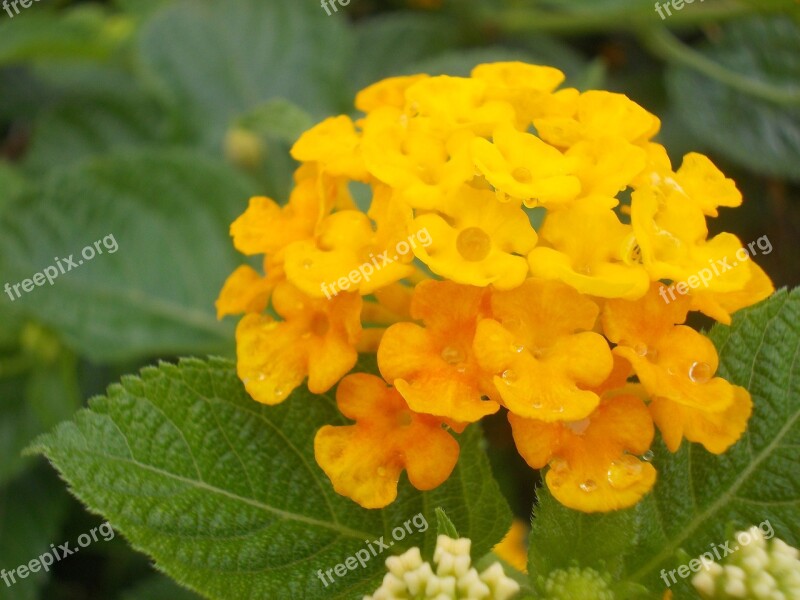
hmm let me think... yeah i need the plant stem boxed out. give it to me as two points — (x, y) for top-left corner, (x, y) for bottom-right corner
(639, 26), (800, 106)
(480, 1), (757, 35)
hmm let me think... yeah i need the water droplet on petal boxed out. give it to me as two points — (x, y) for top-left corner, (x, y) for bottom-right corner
(579, 480), (597, 492)
(634, 343), (648, 357)
(532, 401), (542, 409)
(510, 343), (525, 353)
(257, 373), (266, 381)
(501, 369), (517, 384)
(607, 455), (644, 490)
(689, 361), (713, 384)
(550, 457), (568, 474)
(441, 346), (465, 365)
(642, 450), (655, 462)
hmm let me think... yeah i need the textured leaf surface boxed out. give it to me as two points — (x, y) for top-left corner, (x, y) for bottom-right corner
(629, 289), (800, 595)
(667, 17), (800, 180)
(23, 66), (168, 173)
(0, 151), (256, 362)
(30, 357), (511, 599)
(528, 487), (640, 584)
(136, 0), (351, 148)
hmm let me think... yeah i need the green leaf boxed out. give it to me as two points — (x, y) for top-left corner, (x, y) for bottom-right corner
(666, 16), (800, 180)
(435, 507), (460, 539)
(0, 468), (70, 600)
(136, 0), (352, 149)
(30, 357), (512, 599)
(23, 66), (170, 173)
(0, 163), (28, 213)
(629, 289), (800, 595)
(0, 5), (127, 66)
(0, 150), (257, 362)
(528, 486), (642, 590)
(348, 13), (461, 92)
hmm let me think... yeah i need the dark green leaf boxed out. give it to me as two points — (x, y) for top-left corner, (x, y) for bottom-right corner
(30, 357), (512, 599)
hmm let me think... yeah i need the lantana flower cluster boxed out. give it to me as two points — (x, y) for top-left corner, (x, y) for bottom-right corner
(217, 62), (773, 513)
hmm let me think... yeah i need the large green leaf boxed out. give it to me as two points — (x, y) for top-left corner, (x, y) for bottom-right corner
(136, 0), (352, 149)
(29, 357), (512, 599)
(0, 468), (70, 600)
(23, 66), (170, 173)
(0, 151), (257, 362)
(666, 16), (800, 180)
(629, 289), (800, 595)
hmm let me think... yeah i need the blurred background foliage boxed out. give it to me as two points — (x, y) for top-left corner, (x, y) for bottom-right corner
(0, 0), (798, 598)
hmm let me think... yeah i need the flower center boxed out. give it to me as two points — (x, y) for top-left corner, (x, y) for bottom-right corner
(309, 312), (330, 337)
(456, 227), (491, 262)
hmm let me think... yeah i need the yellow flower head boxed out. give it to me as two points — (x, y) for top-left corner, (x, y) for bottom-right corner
(220, 61), (772, 513)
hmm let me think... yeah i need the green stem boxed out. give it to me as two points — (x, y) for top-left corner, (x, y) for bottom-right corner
(480, 1), (757, 35)
(639, 26), (800, 106)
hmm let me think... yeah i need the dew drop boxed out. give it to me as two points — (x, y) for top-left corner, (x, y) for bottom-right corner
(607, 455), (644, 490)
(579, 264), (592, 275)
(579, 480), (597, 493)
(510, 343), (525, 354)
(455, 365), (467, 374)
(441, 345), (465, 365)
(550, 457), (568, 474)
(532, 401), (542, 409)
(634, 343), (648, 357)
(501, 369), (518, 384)
(642, 450), (655, 462)
(689, 361), (713, 384)
(257, 373), (266, 382)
